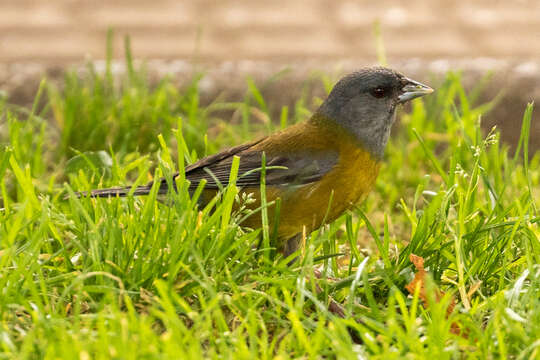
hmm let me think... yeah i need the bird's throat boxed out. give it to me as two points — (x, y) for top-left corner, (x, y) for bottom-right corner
(310, 111), (393, 161)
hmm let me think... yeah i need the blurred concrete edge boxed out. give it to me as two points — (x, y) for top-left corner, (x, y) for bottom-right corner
(1, 58), (539, 151)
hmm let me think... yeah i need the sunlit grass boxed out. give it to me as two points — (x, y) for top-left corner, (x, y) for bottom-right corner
(0, 45), (539, 358)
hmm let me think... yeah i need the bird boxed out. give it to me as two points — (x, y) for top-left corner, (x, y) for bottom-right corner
(72, 67), (433, 259)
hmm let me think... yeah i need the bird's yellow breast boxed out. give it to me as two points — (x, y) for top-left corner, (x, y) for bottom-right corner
(242, 131), (381, 240)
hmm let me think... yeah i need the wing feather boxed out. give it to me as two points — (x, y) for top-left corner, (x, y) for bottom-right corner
(150, 137), (338, 193)
(185, 151), (338, 189)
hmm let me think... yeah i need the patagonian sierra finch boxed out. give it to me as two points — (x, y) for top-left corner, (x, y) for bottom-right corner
(73, 67), (433, 258)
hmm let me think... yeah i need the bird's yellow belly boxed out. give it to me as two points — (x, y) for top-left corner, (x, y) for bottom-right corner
(242, 146), (380, 240)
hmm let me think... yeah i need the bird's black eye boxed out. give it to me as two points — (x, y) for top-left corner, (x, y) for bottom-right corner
(370, 87), (386, 98)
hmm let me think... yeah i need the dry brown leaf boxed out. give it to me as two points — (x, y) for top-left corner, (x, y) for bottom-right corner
(406, 254), (464, 336)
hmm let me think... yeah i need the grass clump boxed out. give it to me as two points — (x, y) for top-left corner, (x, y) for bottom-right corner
(0, 52), (538, 358)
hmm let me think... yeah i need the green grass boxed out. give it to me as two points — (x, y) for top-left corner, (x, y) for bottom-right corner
(0, 51), (539, 359)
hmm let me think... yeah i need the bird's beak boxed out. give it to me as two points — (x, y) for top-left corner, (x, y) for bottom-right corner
(398, 78), (434, 103)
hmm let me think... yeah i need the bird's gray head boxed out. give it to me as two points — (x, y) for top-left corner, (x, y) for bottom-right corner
(316, 67), (433, 159)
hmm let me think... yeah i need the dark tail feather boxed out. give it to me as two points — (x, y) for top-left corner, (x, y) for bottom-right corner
(70, 185), (153, 199)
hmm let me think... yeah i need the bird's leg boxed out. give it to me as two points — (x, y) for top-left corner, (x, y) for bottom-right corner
(282, 233), (303, 264)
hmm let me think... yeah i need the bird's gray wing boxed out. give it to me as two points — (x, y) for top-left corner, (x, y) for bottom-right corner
(76, 141), (338, 198)
(182, 149), (339, 189)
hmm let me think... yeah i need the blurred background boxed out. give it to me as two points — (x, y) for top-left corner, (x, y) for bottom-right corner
(0, 0), (539, 148)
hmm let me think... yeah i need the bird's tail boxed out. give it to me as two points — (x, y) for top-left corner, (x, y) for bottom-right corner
(71, 185), (153, 199)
